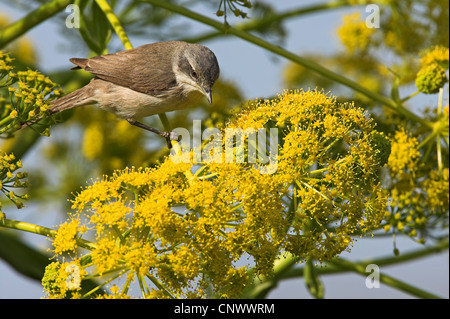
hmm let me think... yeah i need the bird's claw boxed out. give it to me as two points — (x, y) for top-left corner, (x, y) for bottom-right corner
(163, 131), (181, 149)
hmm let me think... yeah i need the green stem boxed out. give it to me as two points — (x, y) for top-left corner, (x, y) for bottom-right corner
(0, 113), (13, 129)
(436, 88), (445, 171)
(0, 218), (97, 251)
(436, 133), (443, 171)
(147, 273), (178, 298)
(95, 0), (133, 50)
(185, 0), (352, 43)
(0, 0), (71, 48)
(419, 130), (438, 149)
(296, 179), (329, 203)
(142, 0), (432, 129)
(304, 257), (324, 298)
(112, 224), (126, 244)
(137, 273), (148, 297)
(157, 112), (171, 131)
(244, 239), (448, 298)
(82, 268), (127, 298)
(400, 90), (419, 103)
(329, 258), (442, 299)
(243, 252), (300, 298)
(437, 87), (443, 115)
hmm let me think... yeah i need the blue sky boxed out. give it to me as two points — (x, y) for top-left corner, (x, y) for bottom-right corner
(0, 0), (448, 299)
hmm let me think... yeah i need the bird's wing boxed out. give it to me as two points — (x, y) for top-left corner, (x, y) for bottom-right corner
(69, 43), (178, 96)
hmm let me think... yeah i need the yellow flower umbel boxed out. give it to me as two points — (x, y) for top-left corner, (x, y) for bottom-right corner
(415, 45), (449, 94)
(388, 128), (420, 177)
(49, 162), (273, 298)
(42, 260), (85, 299)
(420, 45), (450, 70)
(44, 90), (390, 298)
(52, 219), (86, 255)
(384, 124), (449, 243)
(337, 12), (376, 54)
(1, 51), (62, 136)
(0, 152), (29, 211)
(228, 90), (389, 260)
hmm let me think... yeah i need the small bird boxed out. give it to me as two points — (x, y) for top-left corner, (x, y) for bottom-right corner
(43, 41), (220, 146)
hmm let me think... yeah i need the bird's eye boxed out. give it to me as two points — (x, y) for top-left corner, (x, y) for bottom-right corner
(191, 71), (198, 79)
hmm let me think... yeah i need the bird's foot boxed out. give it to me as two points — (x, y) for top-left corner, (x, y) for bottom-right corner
(160, 131), (181, 148)
(127, 119), (180, 149)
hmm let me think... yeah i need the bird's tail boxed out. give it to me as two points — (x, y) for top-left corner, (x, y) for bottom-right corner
(20, 84), (94, 129)
(50, 85), (94, 114)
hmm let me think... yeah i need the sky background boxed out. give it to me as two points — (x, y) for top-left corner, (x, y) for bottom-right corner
(0, 0), (448, 299)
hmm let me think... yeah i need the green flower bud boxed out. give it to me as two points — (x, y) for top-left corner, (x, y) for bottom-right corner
(42, 262), (62, 295)
(416, 64), (448, 94)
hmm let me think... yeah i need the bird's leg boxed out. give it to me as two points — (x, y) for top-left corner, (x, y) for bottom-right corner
(126, 119), (179, 148)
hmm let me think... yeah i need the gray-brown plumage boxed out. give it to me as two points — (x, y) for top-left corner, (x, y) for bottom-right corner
(44, 41), (220, 146)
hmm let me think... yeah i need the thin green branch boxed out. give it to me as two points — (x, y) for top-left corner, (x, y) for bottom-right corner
(0, 218), (98, 251)
(95, 0), (133, 50)
(243, 252), (300, 298)
(146, 273), (178, 298)
(329, 258), (442, 299)
(142, 0), (432, 129)
(0, 0), (71, 48)
(185, 0), (352, 43)
(244, 240), (448, 298)
(81, 268), (127, 298)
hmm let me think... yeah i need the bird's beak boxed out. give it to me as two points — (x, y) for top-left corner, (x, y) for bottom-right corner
(204, 89), (213, 104)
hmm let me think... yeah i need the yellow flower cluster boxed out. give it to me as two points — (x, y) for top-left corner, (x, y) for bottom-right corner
(385, 167), (449, 242)
(0, 152), (29, 211)
(424, 169), (449, 211)
(229, 90), (389, 259)
(82, 123), (104, 161)
(49, 162), (273, 298)
(45, 90), (390, 298)
(10, 70), (61, 118)
(416, 46), (449, 94)
(1, 51), (62, 136)
(416, 65), (448, 94)
(385, 125), (448, 242)
(388, 128), (420, 177)
(0, 51), (14, 78)
(52, 219), (86, 255)
(420, 45), (449, 70)
(42, 260), (85, 299)
(337, 12), (376, 54)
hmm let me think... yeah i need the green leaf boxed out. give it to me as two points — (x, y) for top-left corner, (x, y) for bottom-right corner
(77, 0), (112, 55)
(389, 68), (401, 104)
(0, 230), (51, 280)
(0, 230), (104, 296)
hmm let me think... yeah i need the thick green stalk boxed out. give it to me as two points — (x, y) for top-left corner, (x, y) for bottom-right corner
(329, 257), (442, 299)
(0, 218), (97, 251)
(94, 0), (133, 50)
(243, 252), (300, 298)
(0, 0), (71, 48)
(143, 0), (431, 128)
(284, 240), (449, 280)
